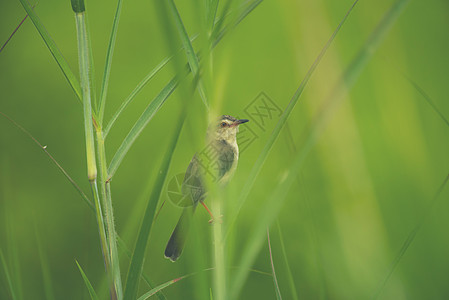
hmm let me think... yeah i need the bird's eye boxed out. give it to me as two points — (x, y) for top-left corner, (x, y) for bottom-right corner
(220, 122), (227, 128)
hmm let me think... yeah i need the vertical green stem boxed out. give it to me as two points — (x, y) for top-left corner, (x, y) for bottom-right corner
(212, 200), (226, 300)
(75, 12), (96, 181)
(75, 9), (121, 300)
(97, 129), (123, 300)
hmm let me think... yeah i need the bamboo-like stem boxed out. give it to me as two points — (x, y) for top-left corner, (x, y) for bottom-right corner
(212, 199), (226, 300)
(96, 128), (123, 300)
(75, 8), (121, 300)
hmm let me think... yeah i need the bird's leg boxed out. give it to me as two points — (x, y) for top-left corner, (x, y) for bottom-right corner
(201, 202), (222, 224)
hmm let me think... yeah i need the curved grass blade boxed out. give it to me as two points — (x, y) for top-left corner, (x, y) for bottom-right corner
(98, 0), (123, 122)
(0, 3), (36, 54)
(276, 221), (299, 300)
(123, 111), (186, 300)
(137, 276), (187, 300)
(117, 237), (167, 300)
(18, 0), (82, 103)
(35, 228), (55, 300)
(230, 0), (409, 297)
(371, 174), (449, 300)
(381, 56), (449, 127)
(0, 111), (93, 209)
(0, 249), (17, 300)
(107, 0), (264, 178)
(76, 261), (100, 300)
(103, 55), (172, 137)
(212, 0), (264, 48)
(166, 0), (209, 109)
(267, 228), (282, 300)
(225, 0), (360, 241)
(108, 76), (178, 178)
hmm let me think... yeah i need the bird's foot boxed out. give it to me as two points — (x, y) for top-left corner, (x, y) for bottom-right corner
(208, 214), (223, 224)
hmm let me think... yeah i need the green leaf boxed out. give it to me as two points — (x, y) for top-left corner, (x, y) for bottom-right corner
(108, 76), (178, 178)
(225, 0), (359, 242)
(0, 111), (93, 209)
(18, 0), (82, 103)
(276, 221), (299, 300)
(231, 0), (408, 298)
(123, 112), (186, 300)
(137, 276), (186, 300)
(166, 0), (209, 108)
(36, 229), (55, 300)
(0, 249), (17, 300)
(229, 0), (409, 297)
(98, 0), (123, 123)
(75, 261), (99, 300)
(371, 175), (449, 299)
(267, 228), (282, 300)
(103, 55), (172, 137)
(107, 0), (264, 178)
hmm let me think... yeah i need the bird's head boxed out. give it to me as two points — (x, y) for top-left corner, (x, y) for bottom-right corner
(212, 115), (249, 143)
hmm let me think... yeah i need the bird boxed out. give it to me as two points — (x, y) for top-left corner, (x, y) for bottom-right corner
(164, 115), (249, 262)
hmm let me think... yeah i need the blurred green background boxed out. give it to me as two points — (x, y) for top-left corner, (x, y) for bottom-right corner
(1, 0), (449, 299)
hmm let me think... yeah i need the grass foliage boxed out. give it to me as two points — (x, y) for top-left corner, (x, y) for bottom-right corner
(1, 0), (449, 299)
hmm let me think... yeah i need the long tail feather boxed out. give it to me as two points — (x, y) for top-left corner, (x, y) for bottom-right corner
(164, 206), (196, 261)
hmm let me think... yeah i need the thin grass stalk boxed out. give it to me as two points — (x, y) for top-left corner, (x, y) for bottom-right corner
(267, 228), (282, 300)
(166, 0), (209, 109)
(0, 249), (17, 300)
(103, 55), (172, 138)
(224, 0), (359, 241)
(96, 129), (123, 299)
(98, 0), (123, 122)
(212, 200), (226, 300)
(276, 221), (299, 300)
(230, 0), (409, 296)
(19, 0), (82, 103)
(76, 261), (100, 300)
(123, 111), (186, 300)
(371, 174), (449, 299)
(74, 3), (118, 298)
(35, 228), (55, 300)
(106, 0), (263, 179)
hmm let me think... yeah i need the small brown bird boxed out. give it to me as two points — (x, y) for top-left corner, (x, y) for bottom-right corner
(164, 115), (249, 261)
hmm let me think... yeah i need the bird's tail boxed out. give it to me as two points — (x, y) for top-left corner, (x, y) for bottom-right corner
(164, 206), (196, 262)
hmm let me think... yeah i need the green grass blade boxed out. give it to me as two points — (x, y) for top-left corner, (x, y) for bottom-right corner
(0, 249), (17, 300)
(123, 112), (186, 300)
(166, 0), (209, 109)
(230, 0), (409, 297)
(76, 261), (100, 300)
(103, 55), (172, 137)
(381, 57), (449, 127)
(0, 111), (93, 209)
(267, 228), (282, 300)
(225, 0), (359, 240)
(107, 76), (178, 178)
(206, 0), (220, 32)
(98, 0), (123, 122)
(0, 3), (36, 54)
(136, 276), (187, 300)
(107, 0), (264, 178)
(371, 174), (449, 299)
(212, 0), (264, 48)
(75, 11), (97, 181)
(35, 229), (55, 300)
(276, 221), (299, 300)
(117, 237), (167, 300)
(18, 0), (82, 103)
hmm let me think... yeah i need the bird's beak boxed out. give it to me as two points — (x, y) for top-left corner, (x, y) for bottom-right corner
(235, 119), (249, 125)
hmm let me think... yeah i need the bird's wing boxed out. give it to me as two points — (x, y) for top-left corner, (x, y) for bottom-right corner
(181, 154), (206, 206)
(217, 140), (235, 180)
